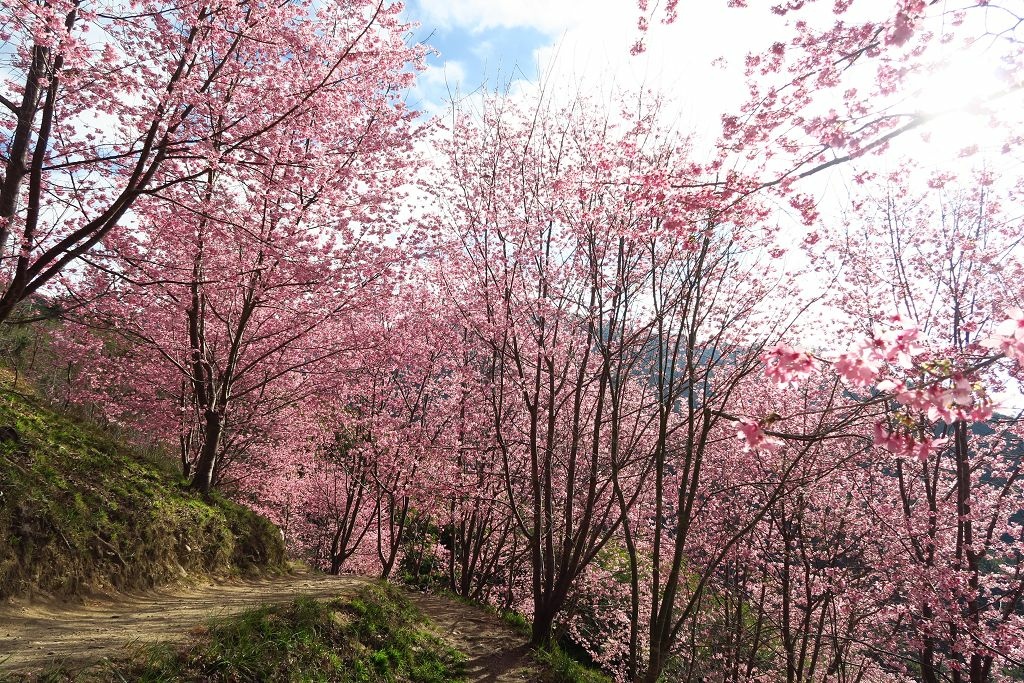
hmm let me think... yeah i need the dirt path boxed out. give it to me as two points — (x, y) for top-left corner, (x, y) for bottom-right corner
(0, 568), (371, 674)
(407, 592), (544, 682)
(0, 570), (543, 682)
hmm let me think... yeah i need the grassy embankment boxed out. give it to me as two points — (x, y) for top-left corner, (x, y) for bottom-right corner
(0, 367), (284, 600)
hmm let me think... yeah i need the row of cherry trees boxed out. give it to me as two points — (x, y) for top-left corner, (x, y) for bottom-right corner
(59, 89), (1024, 680)
(415, 90), (1024, 681)
(3, 0), (1023, 681)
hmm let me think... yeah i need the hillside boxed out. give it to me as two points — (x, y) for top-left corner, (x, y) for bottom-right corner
(0, 374), (547, 682)
(0, 370), (284, 600)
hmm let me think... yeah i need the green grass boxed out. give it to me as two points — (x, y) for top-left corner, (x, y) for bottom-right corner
(12, 583), (466, 683)
(536, 645), (614, 683)
(499, 610), (531, 636)
(0, 369), (284, 599)
(419, 589), (609, 682)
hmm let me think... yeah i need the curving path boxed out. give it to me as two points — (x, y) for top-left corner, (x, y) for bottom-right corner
(0, 569), (369, 674)
(0, 569), (542, 681)
(407, 592), (543, 682)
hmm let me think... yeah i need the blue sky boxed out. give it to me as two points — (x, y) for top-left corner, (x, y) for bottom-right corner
(414, 20), (546, 94)
(401, 0), (555, 113)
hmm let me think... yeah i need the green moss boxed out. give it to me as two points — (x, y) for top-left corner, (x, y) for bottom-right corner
(0, 370), (284, 599)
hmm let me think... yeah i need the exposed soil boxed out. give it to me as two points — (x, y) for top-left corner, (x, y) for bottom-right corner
(0, 567), (368, 674)
(406, 592), (544, 682)
(0, 568), (542, 682)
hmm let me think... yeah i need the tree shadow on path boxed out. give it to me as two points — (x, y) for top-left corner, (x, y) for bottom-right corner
(406, 593), (544, 682)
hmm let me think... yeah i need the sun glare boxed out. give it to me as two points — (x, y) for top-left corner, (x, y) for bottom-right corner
(904, 36), (1022, 167)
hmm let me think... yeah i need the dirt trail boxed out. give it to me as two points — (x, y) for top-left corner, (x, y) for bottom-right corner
(407, 593), (543, 682)
(0, 569), (542, 682)
(0, 569), (371, 674)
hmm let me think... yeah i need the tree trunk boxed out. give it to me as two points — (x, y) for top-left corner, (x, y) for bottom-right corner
(530, 605), (554, 647)
(190, 409), (223, 496)
(641, 646), (667, 683)
(330, 524), (344, 575)
(0, 44), (48, 253)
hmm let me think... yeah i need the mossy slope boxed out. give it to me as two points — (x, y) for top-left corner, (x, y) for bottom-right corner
(0, 372), (284, 599)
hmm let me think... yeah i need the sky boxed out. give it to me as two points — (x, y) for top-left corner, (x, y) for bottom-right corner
(401, 0), (1022, 171)
(396, 0), (1024, 266)
(401, 0), (785, 140)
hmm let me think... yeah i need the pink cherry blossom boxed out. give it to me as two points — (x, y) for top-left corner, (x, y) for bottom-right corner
(763, 343), (816, 387)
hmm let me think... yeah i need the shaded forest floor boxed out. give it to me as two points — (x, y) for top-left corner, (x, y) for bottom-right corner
(406, 592), (542, 682)
(0, 567), (542, 681)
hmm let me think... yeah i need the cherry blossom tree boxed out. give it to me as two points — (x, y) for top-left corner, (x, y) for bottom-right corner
(433, 93), (683, 646)
(428, 84), (844, 667)
(695, 380), (896, 683)
(637, 0), (1023, 183)
(51, 65), (423, 495)
(0, 0), (424, 325)
(626, 5), (1024, 677)
(246, 288), (472, 579)
(810, 172), (1024, 682)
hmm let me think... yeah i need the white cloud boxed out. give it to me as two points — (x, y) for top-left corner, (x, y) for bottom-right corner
(409, 60), (469, 115)
(470, 40), (494, 60)
(415, 0), (592, 33)
(413, 0), (788, 157)
(421, 59), (467, 90)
